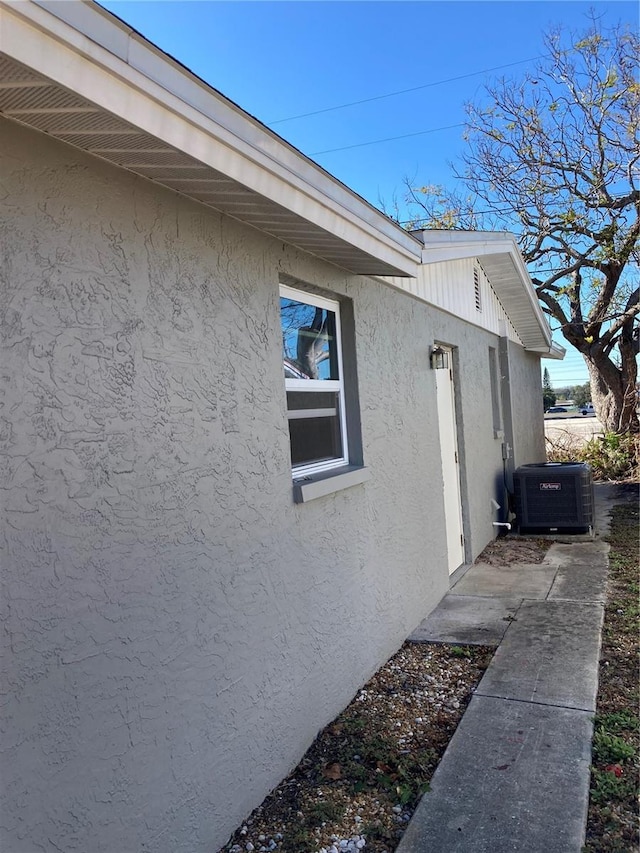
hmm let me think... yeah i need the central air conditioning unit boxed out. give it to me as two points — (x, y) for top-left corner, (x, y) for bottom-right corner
(514, 462), (594, 534)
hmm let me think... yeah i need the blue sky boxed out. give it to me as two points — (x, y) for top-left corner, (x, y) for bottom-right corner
(99, 1), (638, 389)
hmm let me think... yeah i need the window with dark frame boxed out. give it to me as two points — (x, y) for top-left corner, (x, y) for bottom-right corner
(280, 284), (349, 476)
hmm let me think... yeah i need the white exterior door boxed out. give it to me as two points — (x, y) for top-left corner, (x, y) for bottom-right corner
(435, 354), (465, 574)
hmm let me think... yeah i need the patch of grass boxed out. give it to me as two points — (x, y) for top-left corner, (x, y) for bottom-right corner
(584, 495), (640, 853)
(284, 823), (316, 851)
(594, 710), (640, 736)
(592, 729), (636, 764)
(450, 645), (472, 658)
(589, 768), (636, 807)
(361, 819), (387, 842)
(306, 800), (345, 826)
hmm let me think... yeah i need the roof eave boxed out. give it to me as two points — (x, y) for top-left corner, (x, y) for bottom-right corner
(0, 0), (421, 277)
(537, 342), (566, 360)
(415, 230), (553, 351)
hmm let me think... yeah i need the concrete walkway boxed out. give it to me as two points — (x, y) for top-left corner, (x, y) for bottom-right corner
(396, 484), (624, 853)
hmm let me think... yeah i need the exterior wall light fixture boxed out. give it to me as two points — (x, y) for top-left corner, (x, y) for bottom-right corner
(430, 345), (449, 370)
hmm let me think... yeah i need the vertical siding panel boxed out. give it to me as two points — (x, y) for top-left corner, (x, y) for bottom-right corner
(378, 261), (524, 347)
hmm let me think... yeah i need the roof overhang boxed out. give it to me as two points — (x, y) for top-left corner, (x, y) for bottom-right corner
(415, 230), (554, 352)
(0, 0), (421, 277)
(540, 342), (566, 360)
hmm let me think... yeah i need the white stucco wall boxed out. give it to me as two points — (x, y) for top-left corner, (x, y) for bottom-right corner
(505, 341), (547, 470)
(0, 118), (544, 852)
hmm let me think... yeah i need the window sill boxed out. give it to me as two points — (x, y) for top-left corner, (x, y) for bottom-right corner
(292, 465), (370, 503)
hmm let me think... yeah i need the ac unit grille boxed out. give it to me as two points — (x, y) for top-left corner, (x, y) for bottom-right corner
(514, 463), (594, 533)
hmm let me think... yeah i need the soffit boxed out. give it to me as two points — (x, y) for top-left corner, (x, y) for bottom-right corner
(0, 3), (421, 277)
(476, 253), (551, 351)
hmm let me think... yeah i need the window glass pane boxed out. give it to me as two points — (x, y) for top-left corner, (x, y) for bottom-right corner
(287, 391), (343, 467)
(281, 296), (339, 380)
(287, 391), (338, 416)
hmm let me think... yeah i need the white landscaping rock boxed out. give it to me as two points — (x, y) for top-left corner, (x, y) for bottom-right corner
(318, 836), (365, 853)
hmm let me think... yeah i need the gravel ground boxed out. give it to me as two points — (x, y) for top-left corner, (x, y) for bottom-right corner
(472, 536), (549, 567)
(219, 643), (493, 853)
(219, 537), (549, 853)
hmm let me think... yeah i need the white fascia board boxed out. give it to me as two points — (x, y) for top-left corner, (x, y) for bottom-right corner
(418, 231), (517, 264)
(2, 1), (422, 276)
(538, 342), (567, 360)
(418, 230), (552, 349)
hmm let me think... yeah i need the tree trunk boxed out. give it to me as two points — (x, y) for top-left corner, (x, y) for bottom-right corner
(586, 343), (639, 434)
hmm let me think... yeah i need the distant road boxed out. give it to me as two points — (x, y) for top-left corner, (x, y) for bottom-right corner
(544, 415), (604, 444)
(544, 408), (594, 420)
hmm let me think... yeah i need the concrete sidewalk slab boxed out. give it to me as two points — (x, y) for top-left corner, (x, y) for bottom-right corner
(476, 599), (604, 711)
(400, 483), (629, 853)
(449, 562), (558, 599)
(396, 695), (593, 853)
(547, 541), (610, 603)
(409, 595), (521, 646)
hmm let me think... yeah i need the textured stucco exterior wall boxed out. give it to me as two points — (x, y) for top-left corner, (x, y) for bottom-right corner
(429, 321), (509, 559)
(1, 118), (544, 852)
(505, 341), (547, 469)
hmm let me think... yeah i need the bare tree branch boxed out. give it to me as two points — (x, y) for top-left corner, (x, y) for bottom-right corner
(401, 19), (639, 432)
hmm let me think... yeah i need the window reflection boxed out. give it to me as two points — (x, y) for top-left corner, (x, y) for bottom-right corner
(280, 297), (339, 381)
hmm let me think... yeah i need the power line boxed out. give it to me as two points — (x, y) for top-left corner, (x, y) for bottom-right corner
(269, 55), (545, 125)
(279, 46), (592, 161)
(312, 123), (465, 155)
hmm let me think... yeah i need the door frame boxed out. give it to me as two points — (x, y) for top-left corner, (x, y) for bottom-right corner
(434, 345), (466, 575)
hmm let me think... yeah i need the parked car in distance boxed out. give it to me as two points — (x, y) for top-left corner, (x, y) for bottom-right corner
(580, 402), (595, 416)
(544, 405), (579, 419)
